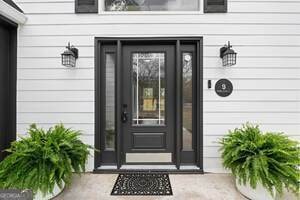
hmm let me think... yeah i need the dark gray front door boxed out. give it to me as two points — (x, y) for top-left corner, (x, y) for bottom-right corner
(122, 45), (175, 164)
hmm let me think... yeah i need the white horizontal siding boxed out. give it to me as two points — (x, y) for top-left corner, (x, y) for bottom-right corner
(17, 123), (94, 135)
(17, 91), (94, 101)
(15, 1), (300, 14)
(204, 124), (300, 136)
(16, 123), (300, 137)
(15, 0), (300, 172)
(205, 135), (300, 147)
(18, 46), (300, 58)
(18, 57), (93, 69)
(17, 112), (299, 125)
(19, 35), (300, 46)
(204, 90), (299, 101)
(17, 113), (94, 124)
(204, 102), (300, 112)
(17, 102), (299, 113)
(18, 57), (300, 69)
(18, 68), (94, 79)
(19, 24), (300, 36)
(203, 57), (300, 68)
(18, 80), (94, 90)
(203, 113), (300, 124)
(18, 79), (300, 90)
(16, 90), (298, 102)
(17, 68), (300, 79)
(229, 2), (300, 13)
(17, 102), (94, 112)
(21, 13), (300, 25)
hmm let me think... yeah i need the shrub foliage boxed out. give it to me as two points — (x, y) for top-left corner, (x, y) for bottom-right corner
(220, 123), (299, 196)
(0, 124), (92, 196)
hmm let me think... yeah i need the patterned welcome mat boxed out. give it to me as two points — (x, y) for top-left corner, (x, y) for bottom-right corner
(111, 173), (173, 196)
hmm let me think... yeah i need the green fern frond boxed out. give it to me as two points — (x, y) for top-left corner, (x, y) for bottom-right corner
(0, 123), (95, 197)
(219, 123), (300, 197)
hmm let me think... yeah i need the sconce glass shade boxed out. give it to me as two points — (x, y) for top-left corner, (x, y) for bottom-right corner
(220, 42), (237, 67)
(61, 49), (76, 68)
(222, 48), (237, 67)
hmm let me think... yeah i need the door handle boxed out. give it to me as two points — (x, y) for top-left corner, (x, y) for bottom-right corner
(121, 111), (128, 123)
(121, 104), (128, 123)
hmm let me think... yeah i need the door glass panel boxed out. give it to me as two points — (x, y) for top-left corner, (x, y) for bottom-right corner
(132, 53), (165, 125)
(182, 52), (193, 150)
(105, 0), (199, 11)
(105, 53), (115, 149)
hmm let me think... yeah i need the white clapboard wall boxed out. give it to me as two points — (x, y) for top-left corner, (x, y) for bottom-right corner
(15, 0), (300, 172)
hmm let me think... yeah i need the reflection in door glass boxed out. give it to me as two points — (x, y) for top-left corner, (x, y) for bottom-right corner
(182, 52), (193, 151)
(132, 53), (165, 125)
(105, 53), (115, 149)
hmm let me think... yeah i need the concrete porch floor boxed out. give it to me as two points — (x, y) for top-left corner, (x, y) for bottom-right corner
(54, 173), (246, 200)
(54, 173), (297, 200)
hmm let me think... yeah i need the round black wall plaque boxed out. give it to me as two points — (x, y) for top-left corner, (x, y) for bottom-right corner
(215, 79), (233, 97)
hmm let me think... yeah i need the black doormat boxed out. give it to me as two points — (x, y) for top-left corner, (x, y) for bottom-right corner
(111, 173), (173, 196)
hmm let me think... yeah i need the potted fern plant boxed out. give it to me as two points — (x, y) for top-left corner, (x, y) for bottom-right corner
(0, 124), (93, 200)
(220, 123), (299, 200)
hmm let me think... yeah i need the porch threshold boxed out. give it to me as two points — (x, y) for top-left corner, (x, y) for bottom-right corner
(93, 165), (204, 174)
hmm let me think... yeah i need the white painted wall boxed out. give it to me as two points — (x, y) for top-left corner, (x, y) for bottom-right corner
(15, 0), (300, 172)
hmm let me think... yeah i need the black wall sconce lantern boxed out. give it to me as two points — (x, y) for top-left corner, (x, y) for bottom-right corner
(61, 42), (79, 68)
(220, 41), (237, 67)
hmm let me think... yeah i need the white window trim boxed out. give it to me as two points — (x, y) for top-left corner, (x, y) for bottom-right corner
(98, 0), (204, 15)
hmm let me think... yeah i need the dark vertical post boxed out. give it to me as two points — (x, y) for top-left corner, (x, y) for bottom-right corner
(175, 40), (182, 169)
(116, 40), (122, 169)
(8, 28), (17, 153)
(196, 39), (204, 169)
(0, 18), (17, 161)
(94, 39), (101, 169)
(99, 44), (105, 162)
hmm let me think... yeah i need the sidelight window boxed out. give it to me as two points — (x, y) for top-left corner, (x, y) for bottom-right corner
(104, 53), (116, 150)
(182, 52), (193, 151)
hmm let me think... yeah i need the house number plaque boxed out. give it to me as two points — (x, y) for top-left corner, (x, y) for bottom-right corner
(215, 79), (233, 97)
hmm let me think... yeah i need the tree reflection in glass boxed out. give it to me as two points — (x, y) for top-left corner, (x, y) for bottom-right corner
(182, 53), (193, 151)
(105, 53), (115, 150)
(105, 0), (199, 11)
(132, 53), (165, 125)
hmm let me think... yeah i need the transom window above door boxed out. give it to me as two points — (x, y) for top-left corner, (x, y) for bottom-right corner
(75, 0), (228, 13)
(105, 0), (199, 11)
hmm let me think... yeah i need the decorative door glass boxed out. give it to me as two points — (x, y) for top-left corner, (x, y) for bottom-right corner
(132, 53), (165, 125)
